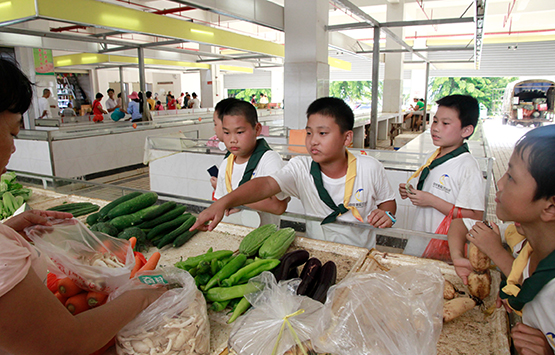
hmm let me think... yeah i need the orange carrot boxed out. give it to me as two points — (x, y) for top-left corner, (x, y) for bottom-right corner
(54, 291), (67, 305)
(138, 252), (161, 273)
(65, 292), (89, 315)
(130, 254), (144, 278)
(58, 277), (83, 297)
(86, 291), (108, 308)
(88, 336), (116, 355)
(47, 273), (59, 293)
(129, 237), (137, 250)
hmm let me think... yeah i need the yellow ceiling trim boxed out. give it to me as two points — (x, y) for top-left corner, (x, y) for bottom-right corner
(328, 57), (351, 71)
(54, 53), (210, 69)
(36, 0), (284, 58)
(0, 0), (36, 25)
(219, 65), (253, 73)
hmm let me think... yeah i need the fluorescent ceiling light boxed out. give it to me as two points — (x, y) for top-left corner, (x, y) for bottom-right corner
(191, 29), (214, 36)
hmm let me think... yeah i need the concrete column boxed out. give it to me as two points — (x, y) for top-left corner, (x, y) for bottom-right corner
(382, 0), (404, 118)
(14, 47), (37, 129)
(199, 44), (220, 108)
(284, 0), (329, 129)
(270, 67), (284, 106)
(409, 38), (428, 99)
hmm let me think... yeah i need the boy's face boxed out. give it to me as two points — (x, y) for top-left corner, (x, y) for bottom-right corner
(212, 112), (224, 141)
(222, 114), (261, 162)
(496, 150), (542, 224)
(305, 113), (352, 165)
(431, 106), (473, 150)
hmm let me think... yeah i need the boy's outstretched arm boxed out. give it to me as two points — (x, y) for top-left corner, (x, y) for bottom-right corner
(448, 218), (473, 284)
(511, 323), (554, 355)
(191, 176), (282, 231)
(245, 196), (289, 215)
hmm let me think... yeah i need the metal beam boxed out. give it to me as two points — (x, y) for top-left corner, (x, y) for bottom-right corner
(99, 46), (135, 54)
(404, 60), (473, 64)
(327, 16), (473, 31)
(197, 54), (273, 63)
(140, 39), (187, 48)
(369, 26), (380, 150)
(375, 46), (473, 53)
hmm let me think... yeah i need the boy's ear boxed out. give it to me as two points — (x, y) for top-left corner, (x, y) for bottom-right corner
(343, 130), (353, 147)
(461, 125), (474, 139)
(254, 122), (262, 136)
(541, 196), (555, 223)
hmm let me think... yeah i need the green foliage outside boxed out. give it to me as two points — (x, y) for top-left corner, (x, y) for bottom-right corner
(428, 77), (518, 113)
(227, 88), (272, 103)
(329, 81), (383, 107)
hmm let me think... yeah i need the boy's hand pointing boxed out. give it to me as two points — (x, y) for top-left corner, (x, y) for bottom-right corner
(190, 201), (226, 231)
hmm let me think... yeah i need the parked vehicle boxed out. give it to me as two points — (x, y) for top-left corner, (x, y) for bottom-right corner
(502, 79), (555, 127)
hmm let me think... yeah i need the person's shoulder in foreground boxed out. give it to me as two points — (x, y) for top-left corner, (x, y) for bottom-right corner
(496, 125), (555, 354)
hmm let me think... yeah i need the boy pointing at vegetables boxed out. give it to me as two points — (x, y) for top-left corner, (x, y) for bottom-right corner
(192, 97), (396, 249)
(0, 58), (166, 355)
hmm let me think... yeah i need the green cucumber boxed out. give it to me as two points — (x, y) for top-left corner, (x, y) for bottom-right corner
(106, 192), (158, 219)
(173, 229), (199, 248)
(98, 191), (142, 221)
(67, 204), (100, 217)
(47, 202), (95, 212)
(86, 212), (101, 226)
(142, 201), (177, 221)
(136, 205), (188, 229)
(146, 213), (192, 241)
(156, 216), (196, 248)
(109, 205), (158, 231)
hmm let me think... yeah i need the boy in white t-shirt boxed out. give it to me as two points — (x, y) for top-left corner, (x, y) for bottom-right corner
(192, 97), (397, 249)
(399, 95), (485, 256)
(213, 100), (288, 226)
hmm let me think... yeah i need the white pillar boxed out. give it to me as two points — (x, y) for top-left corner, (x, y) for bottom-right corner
(199, 44), (220, 108)
(14, 47), (37, 128)
(284, 0), (329, 129)
(382, 0), (404, 117)
(270, 67), (284, 106)
(410, 38), (428, 99)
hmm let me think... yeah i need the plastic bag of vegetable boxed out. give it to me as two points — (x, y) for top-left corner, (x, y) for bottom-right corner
(228, 271), (324, 355)
(311, 264), (444, 355)
(112, 267), (210, 355)
(25, 217), (135, 293)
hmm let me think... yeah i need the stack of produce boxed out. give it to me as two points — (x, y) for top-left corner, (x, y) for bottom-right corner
(176, 224), (338, 324)
(47, 202), (100, 217)
(0, 172), (32, 219)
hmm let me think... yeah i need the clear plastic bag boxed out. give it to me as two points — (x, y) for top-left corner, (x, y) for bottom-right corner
(25, 217), (134, 293)
(113, 267), (210, 355)
(228, 271), (324, 355)
(312, 265), (444, 355)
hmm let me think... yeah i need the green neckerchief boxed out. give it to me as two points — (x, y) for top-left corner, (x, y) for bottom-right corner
(237, 138), (272, 186)
(310, 161), (349, 225)
(417, 143), (470, 190)
(224, 151), (231, 159)
(499, 248), (555, 312)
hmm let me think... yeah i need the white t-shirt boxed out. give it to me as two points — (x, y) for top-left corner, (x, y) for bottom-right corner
(105, 98), (118, 111)
(190, 98), (200, 109)
(38, 97), (51, 118)
(411, 152), (485, 233)
(215, 149), (284, 226)
(271, 155), (395, 249)
(522, 266), (555, 351)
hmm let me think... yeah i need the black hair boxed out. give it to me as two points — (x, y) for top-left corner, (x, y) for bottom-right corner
(306, 97), (354, 133)
(95, 92), (103, 100)
(107, 88), (114, 94)
(436, 95), (479, 138)
(156, 100), (161, 105)
(117, 93), (121, 98)
(514, 125), (555, 201)
(146, 91), (152, 98)
(0, 58), (33, 114)
(214, 98), (240, 120)
(221, 99), (258, 128)
(192, 92), (197, 98)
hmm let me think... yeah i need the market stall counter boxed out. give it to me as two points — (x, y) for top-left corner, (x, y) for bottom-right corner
(15, 176), (510, 355)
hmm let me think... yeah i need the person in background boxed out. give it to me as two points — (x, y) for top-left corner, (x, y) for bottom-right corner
(177, 92), (184, 107)
(0, 57), (167, 355)
(192, 97), (397, 249)
(38, 88), (52, 119)
(146, 91), (155, 111)
(167, 95), (177, 110)
(250, 94), (257, 105)
(126, 91), (142, 122)
(189, 92), (200, 109)
(92, 93), (107, 123)
(155, 100), (164, 111)
(182, 92), (189, 109)
(260, 93), (269, 104)
(61, 102), (76, 118)
(105, 88), (120, 113)
(166, 91), (172, 106)
(116, 92), (122, 107)
(403, 97), (425, 131)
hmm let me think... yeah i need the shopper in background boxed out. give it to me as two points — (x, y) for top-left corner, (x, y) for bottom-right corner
(146, 91), (155, 111)
(177, 92), (185, 107)
(116, 92), (122, 107)
(155, 100), (164, 111)
(167, 95), (177, 110)
(92, 92), (107, 123)
(250, 94), (256, 105)
(38, 88), (52, 119)
(105, 88), (120, 113)
(0, 57), (167, 355)
(126, 91), (142, 122)
(260, 93), (269, 104)
(61, 102), (76, 118)
(189, 92), (200, 108)
(166, 91), (172, 105)
(182, 92), (189, 109)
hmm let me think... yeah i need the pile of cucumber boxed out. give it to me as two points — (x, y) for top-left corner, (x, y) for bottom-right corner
(83, 192), (198, 251)
(47, 202), (100, 217)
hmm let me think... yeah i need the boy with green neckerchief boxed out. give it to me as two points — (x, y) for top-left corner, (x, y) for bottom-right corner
(399, 95), (485, 257)
(213, 99), (288, 227)
(194, 97), (397, 249)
